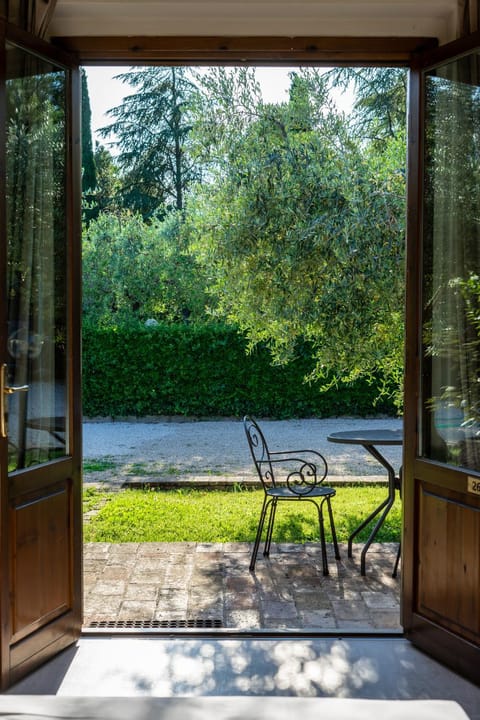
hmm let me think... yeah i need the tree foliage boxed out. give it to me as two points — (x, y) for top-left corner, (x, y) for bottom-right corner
(83, 66), (407, 406)
(325, 67), (407, 146)
(82, 141), (122, 221)
(82, 322), (396, 418)
(81, 68), (96, 193)
(7, 70), (67, 333)
(98, 67), (199, 219)
(188, 68), (406, 399)
(82, 210), (209, 325)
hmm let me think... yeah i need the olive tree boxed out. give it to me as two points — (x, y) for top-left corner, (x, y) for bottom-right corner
(188, 69), (406, 400)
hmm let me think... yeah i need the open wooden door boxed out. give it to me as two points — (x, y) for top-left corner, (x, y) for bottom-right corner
(403, 31), (480, 684)
(0, 21), (82, 688)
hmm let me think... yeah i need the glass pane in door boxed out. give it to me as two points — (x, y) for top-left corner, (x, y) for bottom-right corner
(6, 44), (68, 471)
(421, 53), (480, 471)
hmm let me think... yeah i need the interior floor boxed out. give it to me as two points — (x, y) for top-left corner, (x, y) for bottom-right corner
(6, 636), (480, 719)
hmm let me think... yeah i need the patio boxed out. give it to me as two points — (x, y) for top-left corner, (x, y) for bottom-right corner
(83, 541), (401, 632)
(83, 418), (402, 633)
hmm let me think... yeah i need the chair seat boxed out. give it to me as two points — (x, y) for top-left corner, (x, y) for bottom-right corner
(267, 485), (336, 499)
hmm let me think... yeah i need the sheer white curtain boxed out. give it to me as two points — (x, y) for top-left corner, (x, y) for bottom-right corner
(6, 54), (65, 469)
(424, 53), (480, 470)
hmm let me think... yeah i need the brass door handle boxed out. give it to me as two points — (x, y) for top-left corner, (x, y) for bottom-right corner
(1, 363), (29, 438)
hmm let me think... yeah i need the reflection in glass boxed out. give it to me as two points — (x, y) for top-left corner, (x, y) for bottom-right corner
(6, 45), (68, 471)
(422, 54), (480, 471)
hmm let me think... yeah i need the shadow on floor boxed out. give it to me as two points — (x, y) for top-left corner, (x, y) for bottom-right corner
(7, 636), (480, 720)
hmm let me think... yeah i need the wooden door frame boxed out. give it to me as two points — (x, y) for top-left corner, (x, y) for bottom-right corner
(0, 20), (82, 688)
(52, 35), (437, 65)
(63, 36), (480, 683)
(2, 25), (479, 685)
(403, 30), (480, 683)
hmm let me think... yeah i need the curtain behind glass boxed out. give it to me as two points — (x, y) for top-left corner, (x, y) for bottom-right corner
(422, 53), (480, 471)
(6, 46), (67, 470)
(458, 0), (480, 35)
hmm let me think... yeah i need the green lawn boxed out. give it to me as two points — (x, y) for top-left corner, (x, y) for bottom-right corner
(83, 485), (401, 544)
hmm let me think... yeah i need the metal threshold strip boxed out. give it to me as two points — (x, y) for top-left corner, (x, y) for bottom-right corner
(82, 622), (404, 639)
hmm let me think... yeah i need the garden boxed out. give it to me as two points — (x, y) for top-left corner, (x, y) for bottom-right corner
(81, 65), (406, 548)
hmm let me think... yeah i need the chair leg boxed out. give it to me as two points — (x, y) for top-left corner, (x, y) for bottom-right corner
(264, 499), (277, 557)
(392, 541), (401, 578)
(326, 496), (341, 560)
(317, 500), (329, 576)
(250, 496), (270, 572)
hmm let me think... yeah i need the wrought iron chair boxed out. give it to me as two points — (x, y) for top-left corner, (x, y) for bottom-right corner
(244, 416), (341, 575)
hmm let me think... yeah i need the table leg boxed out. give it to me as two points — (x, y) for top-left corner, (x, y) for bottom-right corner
(348, 443), (398, 575)
(347, 496), (390, 557)
(358, 496), (395, 575)
(392, 541), (401, 578)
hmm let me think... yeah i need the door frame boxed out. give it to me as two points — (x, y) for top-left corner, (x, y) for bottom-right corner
(1, 23), (479, 686)
(0, 19), (82, 689)
(69, 34), (480, 681)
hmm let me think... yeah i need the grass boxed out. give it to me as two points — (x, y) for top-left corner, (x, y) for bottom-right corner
(83, 457), (117, 473)
(83, 459), (227, 478)
(83, 485), (401, 544)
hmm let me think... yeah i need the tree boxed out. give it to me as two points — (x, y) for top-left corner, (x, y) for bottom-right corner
(189, 66), (263, 166)
(82, 141), (122, 221)
(98, 67), (200, 219)
(188, 68), (406, 400)
(81, 68), (97, 194)
(325, 67), (407, 147)
(82, 210), (209, 326)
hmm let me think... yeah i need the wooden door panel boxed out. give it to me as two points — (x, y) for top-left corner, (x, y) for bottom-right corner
(11, 481), (71, 642)
(403, 32), (480, 684)
(0, 22), (82, 689)
(417, 481), (480, 641)
(9, 613), (78, 685)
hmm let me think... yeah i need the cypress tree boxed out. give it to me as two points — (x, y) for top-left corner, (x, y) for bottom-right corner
(81, 68), (97, 194)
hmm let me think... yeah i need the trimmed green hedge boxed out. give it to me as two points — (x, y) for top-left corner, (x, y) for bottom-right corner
(82, 322), (397, 418)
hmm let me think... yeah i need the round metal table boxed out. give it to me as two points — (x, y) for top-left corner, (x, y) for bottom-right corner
(327, 429), (403, 575)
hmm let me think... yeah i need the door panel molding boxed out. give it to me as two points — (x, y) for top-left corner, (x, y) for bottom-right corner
(9, 611), (79, 685)
(9, 460), (74, 496)
(10, 482), (72, 643)
(417, 482), (480, 642)
(413, 459), (480, 488)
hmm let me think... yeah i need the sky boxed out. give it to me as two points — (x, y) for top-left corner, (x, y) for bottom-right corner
(84, 66), (353, 147)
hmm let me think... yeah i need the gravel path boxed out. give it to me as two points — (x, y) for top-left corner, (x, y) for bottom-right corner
(83, 417), (403, 480)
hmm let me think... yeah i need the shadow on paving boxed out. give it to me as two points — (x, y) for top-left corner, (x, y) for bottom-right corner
(83, 542), (401, 632)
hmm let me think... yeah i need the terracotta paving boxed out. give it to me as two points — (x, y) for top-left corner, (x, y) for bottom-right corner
(83, 541), (401, 632)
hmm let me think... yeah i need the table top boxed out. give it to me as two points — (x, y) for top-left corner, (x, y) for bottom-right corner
(327, 429), (403, 446)
(27, 416), (65, 432)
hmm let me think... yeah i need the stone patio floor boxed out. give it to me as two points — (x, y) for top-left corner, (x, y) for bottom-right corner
(83, 541), (401, 632)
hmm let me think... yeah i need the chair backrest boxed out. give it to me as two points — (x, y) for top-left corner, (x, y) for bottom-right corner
(244, 416), (275, 490)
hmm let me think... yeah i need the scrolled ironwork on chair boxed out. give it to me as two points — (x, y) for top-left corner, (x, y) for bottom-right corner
(244, 416), (340, 575)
